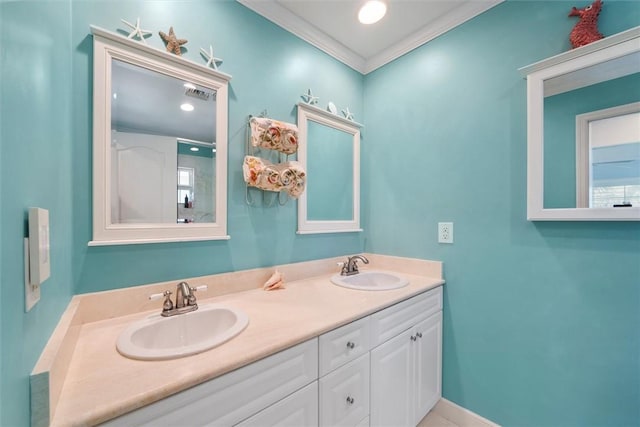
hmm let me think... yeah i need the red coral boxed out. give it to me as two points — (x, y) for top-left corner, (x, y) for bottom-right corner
(569, 0), (604, 48)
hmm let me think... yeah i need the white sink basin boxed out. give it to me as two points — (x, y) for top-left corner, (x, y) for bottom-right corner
(331, 270), (409, 291)
(116, 304), (249, 360)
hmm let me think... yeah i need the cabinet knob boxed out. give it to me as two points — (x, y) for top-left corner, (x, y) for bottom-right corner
(346, 341), (355, 349)
(346, 396), (355, 405)
(410, 335), (417, 341)
(416, 332), (423, 338)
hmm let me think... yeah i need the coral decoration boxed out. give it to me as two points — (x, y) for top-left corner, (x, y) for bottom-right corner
(159, 27), (188, 55)
(568, 0), (604, 49)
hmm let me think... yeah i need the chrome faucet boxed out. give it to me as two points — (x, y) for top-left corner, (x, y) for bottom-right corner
(150, 282), (207, 317)
(175, 281), (195, 309)
(340, 255), (369, 276)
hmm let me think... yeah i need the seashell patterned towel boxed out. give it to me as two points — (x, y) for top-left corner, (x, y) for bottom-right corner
(250, 117), (299, 155)
(243, 156), (306, 198)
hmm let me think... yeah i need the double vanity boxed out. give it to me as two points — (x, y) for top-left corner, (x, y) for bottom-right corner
(31, 254), (444, 427)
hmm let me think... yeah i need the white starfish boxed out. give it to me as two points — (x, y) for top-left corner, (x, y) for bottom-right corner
(121, 18), (152, 44)
(342, 107), (354, 121)
(200, 45), (223, 70)
(301, 88), (319, 105)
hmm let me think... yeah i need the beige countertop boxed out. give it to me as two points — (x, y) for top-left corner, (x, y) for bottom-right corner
(36, 254), (444, 427)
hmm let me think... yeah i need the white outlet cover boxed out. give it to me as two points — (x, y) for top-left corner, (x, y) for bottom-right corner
(438, 222), (454, 244)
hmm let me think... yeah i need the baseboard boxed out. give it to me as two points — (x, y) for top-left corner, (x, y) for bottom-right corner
(433, 398), (500, 427)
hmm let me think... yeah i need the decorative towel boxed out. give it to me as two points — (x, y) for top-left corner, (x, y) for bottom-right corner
(263, 270), (284, 290)
(243, 156), (307, 199)
(250, 117), (299, 155)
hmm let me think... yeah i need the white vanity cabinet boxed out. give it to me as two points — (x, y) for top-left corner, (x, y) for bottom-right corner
(370, 287), (443, 427)
(100, 286), (443, 427)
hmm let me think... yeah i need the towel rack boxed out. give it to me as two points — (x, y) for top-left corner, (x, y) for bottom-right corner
(244, 112), (292, 207)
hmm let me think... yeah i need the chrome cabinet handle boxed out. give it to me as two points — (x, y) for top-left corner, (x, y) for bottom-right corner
(416, 332), (423, 338)
(346, 396), (355, 405)
(346, 341), (355, 349)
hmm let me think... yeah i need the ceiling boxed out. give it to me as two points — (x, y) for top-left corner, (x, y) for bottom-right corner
(111, 59), (217, 143)
(238, 0), (503, 74)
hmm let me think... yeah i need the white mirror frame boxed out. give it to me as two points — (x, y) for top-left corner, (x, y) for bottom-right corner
(90, 26), (231, 245)
(297, 102), (363, 234)
(520, 26), (640, 221)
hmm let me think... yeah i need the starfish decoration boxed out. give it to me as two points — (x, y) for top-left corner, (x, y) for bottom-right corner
(301, 88), (319, 105)
(121, 18), (152, 44)
(200, 45), (223, 70)
(342, 107), (354, 121)
(159, 27), (188, 56)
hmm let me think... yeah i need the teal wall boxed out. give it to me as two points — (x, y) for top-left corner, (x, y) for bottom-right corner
(1, 1), (364, 425)
(544, 73), (640, 208)
(1, 1), (75, 426)
(71, 1), (365, 294)
(363, 1), (640, 426)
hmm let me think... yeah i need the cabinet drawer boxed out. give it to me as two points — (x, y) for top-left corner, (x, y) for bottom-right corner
(235, 381), (318, 427)
(319, 353), (370, 427)
(370, 287), (442, 347)
(101, 339), (318, 427)
(319, 316), (371, 376)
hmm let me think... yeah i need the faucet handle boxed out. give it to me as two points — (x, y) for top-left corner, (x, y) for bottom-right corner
(190, 285), (208, 293)
(149, 290), (171, 301)
(149, 290), (173, 312)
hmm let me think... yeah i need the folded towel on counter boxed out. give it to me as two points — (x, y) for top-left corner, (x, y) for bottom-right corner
(243, 156), (306, 198)
(250, 117), (299, 155)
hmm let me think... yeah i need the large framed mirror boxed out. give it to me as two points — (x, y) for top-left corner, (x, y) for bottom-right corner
(520, 26), (640, 221)
(297, 103), (363, 234)
(90, 26), (230, 245)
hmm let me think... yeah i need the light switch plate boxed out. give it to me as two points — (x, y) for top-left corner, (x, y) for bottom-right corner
(24, 238), (41, 312)
(28, 207), (50, 285)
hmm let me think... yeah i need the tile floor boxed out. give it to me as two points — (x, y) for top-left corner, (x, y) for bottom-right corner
(418, 411), (460, 427)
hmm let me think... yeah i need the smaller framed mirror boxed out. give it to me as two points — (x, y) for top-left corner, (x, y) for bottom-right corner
(520, 26), (640, 221)
(297, 103), (363, 234)
(90, 26), (231, 245)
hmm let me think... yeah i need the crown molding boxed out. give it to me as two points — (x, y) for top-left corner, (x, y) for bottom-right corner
(364, 0), (504, 74)
(238, 0), (366, 73)
(238, 0), (503, 75)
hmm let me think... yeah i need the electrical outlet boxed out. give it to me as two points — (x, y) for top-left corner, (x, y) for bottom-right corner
(438, 222), (454, 244)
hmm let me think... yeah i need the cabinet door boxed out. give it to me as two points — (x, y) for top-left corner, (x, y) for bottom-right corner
(235, 382), (318, 427)
(413, 312), (442, 425)
(319, 354), (370, 427)
(370, 328), (413, 427)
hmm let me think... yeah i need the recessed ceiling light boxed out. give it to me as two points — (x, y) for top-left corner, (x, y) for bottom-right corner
(183, 83), (196, 90)
(180, 103), (194, 112)
(190, 147), (199, 152)
(358, 0), (387, 25)
(113, 93), (117, 99)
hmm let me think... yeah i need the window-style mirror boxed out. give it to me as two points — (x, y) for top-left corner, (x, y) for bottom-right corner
(297, 103), (363, 234)
(520, 26), (640, 221)
(90, 26), (230, 245)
